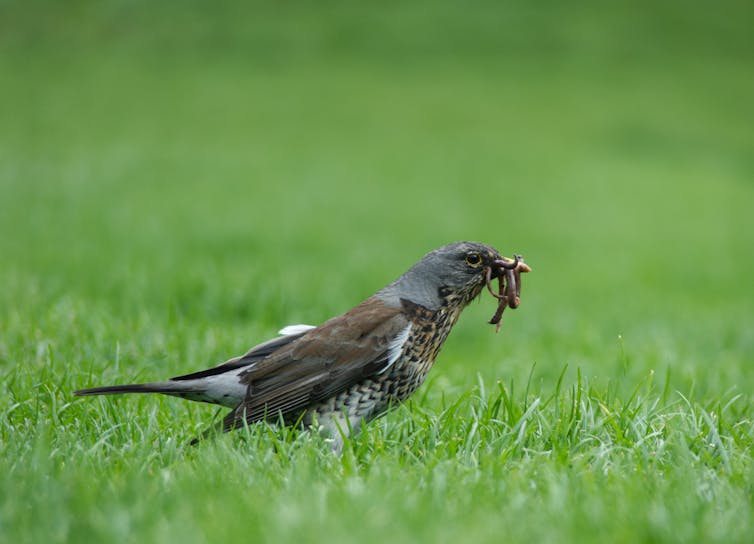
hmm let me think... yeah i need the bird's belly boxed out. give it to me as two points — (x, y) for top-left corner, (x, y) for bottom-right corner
(297, 314), (458, 438)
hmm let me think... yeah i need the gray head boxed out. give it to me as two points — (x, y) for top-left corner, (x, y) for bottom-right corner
(376, 241), (505, 310)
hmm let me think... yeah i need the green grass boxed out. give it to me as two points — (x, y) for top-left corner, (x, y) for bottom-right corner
(2, 1), (754, 542)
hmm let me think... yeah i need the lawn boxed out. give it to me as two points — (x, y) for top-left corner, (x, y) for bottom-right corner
(2, 1), (754, 542)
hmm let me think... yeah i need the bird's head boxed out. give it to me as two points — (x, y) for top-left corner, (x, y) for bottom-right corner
(377, 241), (531, 329)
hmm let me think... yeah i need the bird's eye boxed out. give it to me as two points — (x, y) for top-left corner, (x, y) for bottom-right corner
(465, 253), (482, 267)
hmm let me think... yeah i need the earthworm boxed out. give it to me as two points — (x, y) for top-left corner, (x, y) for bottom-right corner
(485, 255), (529, 332)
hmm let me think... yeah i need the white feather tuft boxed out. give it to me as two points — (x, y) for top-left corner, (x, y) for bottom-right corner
(381, 324), (412, 374)
(278, 324), (317, 336)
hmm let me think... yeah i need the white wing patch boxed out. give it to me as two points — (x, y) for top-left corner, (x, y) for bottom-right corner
(381, 323), (412, 374)
(278, 324), (316, 336)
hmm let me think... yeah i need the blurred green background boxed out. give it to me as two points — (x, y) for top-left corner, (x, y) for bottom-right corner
(3, 0), (752, 386)
(1, 0), (753, 542)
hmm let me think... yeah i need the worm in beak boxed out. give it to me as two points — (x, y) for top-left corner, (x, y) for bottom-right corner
(484, 255), (531, 332)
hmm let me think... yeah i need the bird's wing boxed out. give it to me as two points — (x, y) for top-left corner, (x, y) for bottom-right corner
(169, 325), (315, 382)
(222, 297), (410, 431)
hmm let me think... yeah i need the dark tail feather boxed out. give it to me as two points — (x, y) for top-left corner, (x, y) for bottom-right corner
(74, 382), (184, 397)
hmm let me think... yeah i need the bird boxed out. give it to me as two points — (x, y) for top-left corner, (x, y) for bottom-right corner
(74, 241), (531, 449)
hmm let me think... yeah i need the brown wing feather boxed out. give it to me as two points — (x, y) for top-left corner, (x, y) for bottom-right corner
(222, 297), (408, 432)
(170, 331), (310, 382)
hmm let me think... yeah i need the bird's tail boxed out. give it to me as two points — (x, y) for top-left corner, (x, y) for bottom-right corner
(74, 381), (192, 397)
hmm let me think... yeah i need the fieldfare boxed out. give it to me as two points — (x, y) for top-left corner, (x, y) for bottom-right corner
(75, 241), (531, 448)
